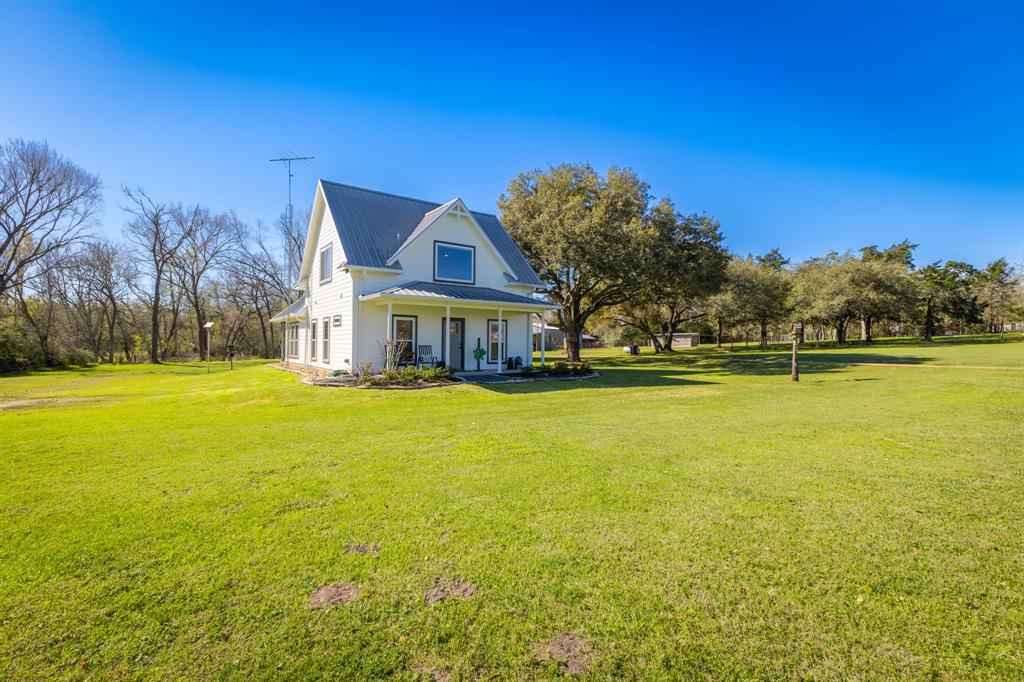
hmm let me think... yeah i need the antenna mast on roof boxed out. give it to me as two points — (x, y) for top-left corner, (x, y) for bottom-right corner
(269, 152), (314, 283)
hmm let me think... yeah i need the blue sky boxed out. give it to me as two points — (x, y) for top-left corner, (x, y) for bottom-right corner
(2, 1), (1021, 266)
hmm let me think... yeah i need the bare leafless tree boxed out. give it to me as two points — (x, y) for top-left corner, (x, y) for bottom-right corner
(79, 240), (134, 363)
(122, 186), (189, 363)
(0, 139), (102, 299)
(171, 207), (238, 357)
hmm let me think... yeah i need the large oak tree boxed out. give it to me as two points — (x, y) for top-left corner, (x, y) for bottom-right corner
(499, 164), (653, 362)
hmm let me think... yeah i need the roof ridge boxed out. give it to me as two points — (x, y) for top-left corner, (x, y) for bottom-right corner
(320, 179), (498, 217)
(319, 179), (439, 208)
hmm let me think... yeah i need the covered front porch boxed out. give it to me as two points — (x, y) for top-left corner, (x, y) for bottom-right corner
(357, 282), (555, 372)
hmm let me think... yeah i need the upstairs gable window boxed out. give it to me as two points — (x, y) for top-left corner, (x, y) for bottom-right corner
(320, 245), (333, 283)
(434, 241), (474, 284)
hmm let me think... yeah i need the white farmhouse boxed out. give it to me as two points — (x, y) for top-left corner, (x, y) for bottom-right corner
(271, 181), (555, 373)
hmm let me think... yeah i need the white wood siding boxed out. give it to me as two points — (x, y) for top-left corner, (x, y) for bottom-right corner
(305, 208), (354, 371)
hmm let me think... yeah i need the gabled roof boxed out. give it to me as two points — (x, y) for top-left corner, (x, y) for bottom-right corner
(360, 281), (554, 308)
(318, 181), (542, 286)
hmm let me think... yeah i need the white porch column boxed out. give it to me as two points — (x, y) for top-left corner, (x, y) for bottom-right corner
(444, 304), (451, 368)
(385, 302), (393, 370)
(498, 307), (503, 371)
(538, 312), (545, 366)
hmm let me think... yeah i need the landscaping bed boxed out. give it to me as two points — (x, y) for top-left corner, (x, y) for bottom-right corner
(307, 365), (460, 389)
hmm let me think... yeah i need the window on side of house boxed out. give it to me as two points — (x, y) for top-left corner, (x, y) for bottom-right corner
(487, 319), (507, 364)
(310, 320), (317, 361)
(320, 244), (333, 283)
(287, 322), (299, 358)
(434, 242), (474, 284)
(392, 316), (416, 365)
(322, 317), (330, 361)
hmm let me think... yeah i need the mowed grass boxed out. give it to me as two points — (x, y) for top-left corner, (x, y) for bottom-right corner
(1, 336), (1022, 680)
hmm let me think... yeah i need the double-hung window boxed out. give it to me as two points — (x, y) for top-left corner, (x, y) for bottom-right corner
(322, 317), (330, 361)
(434, 241), (474, 284)
(287, 323), (299, 358)
(310, 320), (317, 361)
(487, 319), (507, 364)
(320, 245), (333, 283)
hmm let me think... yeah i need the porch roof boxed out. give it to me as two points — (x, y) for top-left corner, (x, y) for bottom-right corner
(359, 281), (555, 309)
(269, 295), (309, 322)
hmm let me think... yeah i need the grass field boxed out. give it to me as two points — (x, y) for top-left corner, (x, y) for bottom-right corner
(2, 336), (1022, 680)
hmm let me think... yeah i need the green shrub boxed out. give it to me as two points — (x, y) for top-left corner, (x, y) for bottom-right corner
(550, 361), (570, 376)
(62, 348), (96, 367)
(520, 365), (534, 376)
(0, 327), (42, 373)
(572, 362), (591, 375)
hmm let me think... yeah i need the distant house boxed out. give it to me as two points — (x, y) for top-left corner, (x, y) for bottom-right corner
(271, 181), (555, 372)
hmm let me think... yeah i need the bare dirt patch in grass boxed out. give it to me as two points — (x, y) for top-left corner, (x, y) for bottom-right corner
(307, 582), (360, 609)
(411, 662), (451, 681)
(532, 633), (595, 676)
(344, 543), (380, 555)
(424, 577), (477, 604)
(0, 396), (109, 411)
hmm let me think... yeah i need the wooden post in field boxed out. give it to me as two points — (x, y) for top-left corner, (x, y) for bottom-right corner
(791, 322), (801, 382)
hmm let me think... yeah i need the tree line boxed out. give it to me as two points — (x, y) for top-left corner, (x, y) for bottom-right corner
(3, 147), (1021, 371)
(1, 139), (304, 371)
(499, 163), (1023, 361)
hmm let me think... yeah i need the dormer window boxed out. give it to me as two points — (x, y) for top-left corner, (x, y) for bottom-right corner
(319, 245), (332, 283)
(434, 241), (474, 284)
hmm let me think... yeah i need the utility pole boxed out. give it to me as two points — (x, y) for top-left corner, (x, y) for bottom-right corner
(270, 153), (314, 282)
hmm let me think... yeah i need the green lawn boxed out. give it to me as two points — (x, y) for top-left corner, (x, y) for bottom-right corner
(2, 336), (1022, 680)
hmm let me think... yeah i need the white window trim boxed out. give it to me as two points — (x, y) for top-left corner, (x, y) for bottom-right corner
(487, 319), (507, 364)
(392, 315), (417, 365)
(433, 241), (475, 284)
(310, 319), (317, 361)
(320, 245), (333, 283)
(287, 323), (299, 358)
(322, 316), (330, 362)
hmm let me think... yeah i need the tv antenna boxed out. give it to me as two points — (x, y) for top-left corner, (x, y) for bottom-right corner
(269, 151), (315, 233)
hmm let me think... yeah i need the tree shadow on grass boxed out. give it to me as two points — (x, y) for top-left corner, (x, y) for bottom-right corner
(473, 350), (931, 393)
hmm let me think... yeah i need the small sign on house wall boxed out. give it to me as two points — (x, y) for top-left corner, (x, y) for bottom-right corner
(332, 315), (342, 327)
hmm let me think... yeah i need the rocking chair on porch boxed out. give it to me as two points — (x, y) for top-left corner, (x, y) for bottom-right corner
(416, 345), (438, 368)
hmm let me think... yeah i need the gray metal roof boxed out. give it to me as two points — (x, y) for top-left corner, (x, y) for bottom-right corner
(362, 281), (553, 307)
(319, 181), (542, 285)
(269, 295), (308, 322)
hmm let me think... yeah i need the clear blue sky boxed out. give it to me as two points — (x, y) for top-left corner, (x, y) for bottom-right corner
(2, 1), (1021, 267)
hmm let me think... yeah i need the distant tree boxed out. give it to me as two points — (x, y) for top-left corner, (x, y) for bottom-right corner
(0, 139), (101, 298)
(616, 200), (729, 351)
(860, 240), (917, 269)
(849, 256), (918, 342)
(917, 261), (983, 340)
(79, 240), (134, 363)
(499, 163), (654, 362)
(172, 207), (237, 358)
(975, 258), (1020, 333)
(122, 186), (189, 363)
(706, 288), (740, 349)
(729, 252), (792, 348)
(792, 253), (858, 344)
